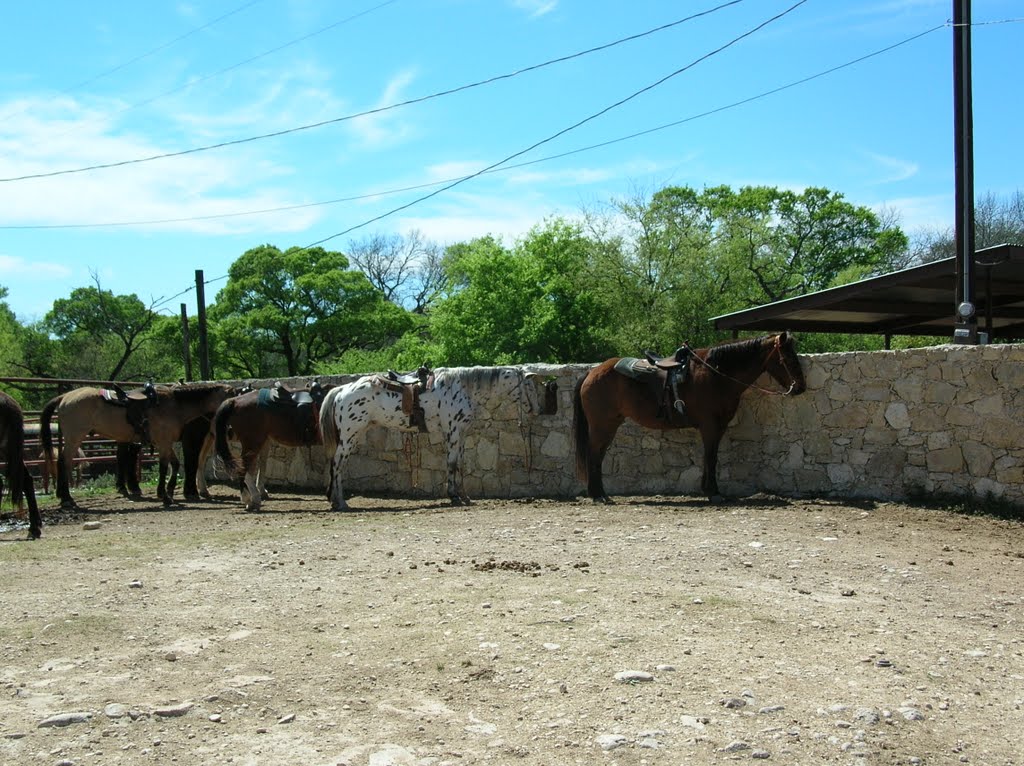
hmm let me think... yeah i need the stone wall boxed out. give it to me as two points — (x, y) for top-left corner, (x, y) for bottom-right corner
(234, 343), (1024, 507)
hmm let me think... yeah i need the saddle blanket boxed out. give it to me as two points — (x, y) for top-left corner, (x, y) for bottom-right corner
(613, 357), (658, 380)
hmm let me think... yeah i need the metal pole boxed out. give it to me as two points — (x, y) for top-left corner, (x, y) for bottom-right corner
(952, 0), (978, 343)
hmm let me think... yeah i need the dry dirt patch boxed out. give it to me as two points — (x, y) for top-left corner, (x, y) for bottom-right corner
(1, 489), (1023, 765)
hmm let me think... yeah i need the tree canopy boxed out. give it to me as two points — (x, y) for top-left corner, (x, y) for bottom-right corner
(209, 244), (414, 378)
(10, 182), (1018, 392)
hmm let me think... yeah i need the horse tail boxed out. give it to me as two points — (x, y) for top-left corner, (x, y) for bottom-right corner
(318, 387), (339, 452)
(213, 398), (244, 478)
(39, 393), (63, 474)
(572, 375), (590, 483)
(4, 408), (28, 507)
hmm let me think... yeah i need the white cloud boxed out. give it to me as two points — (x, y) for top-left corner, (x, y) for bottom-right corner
(0, 254), (71, 279)
(863, 151), (919, 185)
(0, 95), (320, 235)
(872, 193), (952, 232)
(347, 69), (419, 149)
(512, 0), (558, 19)
(396, 190), (564, 244)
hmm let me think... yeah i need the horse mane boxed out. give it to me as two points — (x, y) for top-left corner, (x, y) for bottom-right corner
(435, 366), (520, 391)
(704, 334), (776, 368)
(169, 382), (231, 402)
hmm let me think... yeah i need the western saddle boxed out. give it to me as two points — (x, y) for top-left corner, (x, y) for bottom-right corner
(380, 364), (433, 432)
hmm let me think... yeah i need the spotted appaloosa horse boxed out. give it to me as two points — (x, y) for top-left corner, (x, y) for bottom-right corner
(319, 367), (556, 511)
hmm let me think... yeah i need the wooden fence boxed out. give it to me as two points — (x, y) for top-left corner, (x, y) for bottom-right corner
(1, 377), (160, 492)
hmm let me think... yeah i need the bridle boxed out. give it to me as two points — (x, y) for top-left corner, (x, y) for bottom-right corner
(685, 334), (801, 396)
(763, 334), (802, 396)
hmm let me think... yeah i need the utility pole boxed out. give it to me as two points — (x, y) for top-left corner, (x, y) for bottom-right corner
(180, 303), (193, 382)
(952, 0), (979, 344)
(196, 270), (212, 379)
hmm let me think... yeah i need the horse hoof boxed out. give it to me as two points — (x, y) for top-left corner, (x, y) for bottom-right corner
(60, 500), (76, 510)
(708, 494), (725, 504)
(200, 491), (212, 500)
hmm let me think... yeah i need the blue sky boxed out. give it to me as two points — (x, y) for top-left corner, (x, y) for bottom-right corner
(1, 0), (1020, 322)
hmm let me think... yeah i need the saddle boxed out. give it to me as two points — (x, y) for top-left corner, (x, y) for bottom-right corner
(379, 364), (433, 432)
(614, 345), (692, 423)
(101, 382), (158, 443)
(258, 380), (328, 443)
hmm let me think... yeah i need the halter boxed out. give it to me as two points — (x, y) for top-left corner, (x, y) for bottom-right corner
(686, 335), (800, 396)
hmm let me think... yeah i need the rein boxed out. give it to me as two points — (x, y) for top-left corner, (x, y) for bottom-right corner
(684, 336), (799, 396)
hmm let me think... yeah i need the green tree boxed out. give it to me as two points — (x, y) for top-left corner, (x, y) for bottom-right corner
(705, 185), (907, 306)
(585, 186), (722, 354)
(429, 221), (607, 365)
(44, 284), (158, 380)
(210, 244), (414, 378)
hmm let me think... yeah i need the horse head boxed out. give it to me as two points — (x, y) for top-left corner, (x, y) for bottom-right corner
(764, 332), (806, 396)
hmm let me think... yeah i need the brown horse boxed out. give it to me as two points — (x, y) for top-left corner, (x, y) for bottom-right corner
(0, 391), (42, 539)
(573, 332), (806, 503)
(41, 382), (235, 508)
(212, 382), (328, 512)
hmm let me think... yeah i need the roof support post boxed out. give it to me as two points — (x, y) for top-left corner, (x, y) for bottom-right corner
(952, 0), (978, 344)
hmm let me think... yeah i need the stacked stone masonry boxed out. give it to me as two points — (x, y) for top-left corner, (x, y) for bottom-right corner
(229, 344), (1024, 507)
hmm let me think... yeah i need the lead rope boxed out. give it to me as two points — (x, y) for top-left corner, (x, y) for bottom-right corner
(683, 338), (797, 396)
(401, 431), (423, 494)
(516, 369), (534, 473)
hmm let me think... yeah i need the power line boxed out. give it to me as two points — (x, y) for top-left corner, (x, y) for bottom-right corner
(0, 1), (746, 184)
(302, 0), (808, 248)
(0, 20), (942, 230)
(0, 0), (265, 124)
(144, 1), (806, 308)
(85, 0), (403, 125)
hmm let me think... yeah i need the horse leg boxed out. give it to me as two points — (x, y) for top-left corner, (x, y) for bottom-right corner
(257, 444), (270, 500)
(156, 456), (168, 499)
(700, 428), (725, 502)
(21, 464), (42, 539)
(40, 452), (51, 494)
(163, 453), (179, 507)
(586, 420), (621, 504)
(56, 441), (78, 509)
(240, 449), (261, 512)
(445, 426), (470, 505)
(326, 440), (351, 512)
(115, 443), (141, 497)
(196, 432), (214, 499)
(128, 444), (143, 496)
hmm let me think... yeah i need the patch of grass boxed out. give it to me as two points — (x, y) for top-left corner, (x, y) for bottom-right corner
(0, 612), (121, 642)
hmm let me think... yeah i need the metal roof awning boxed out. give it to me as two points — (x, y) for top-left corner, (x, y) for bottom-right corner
(712, 244), (1024, 343)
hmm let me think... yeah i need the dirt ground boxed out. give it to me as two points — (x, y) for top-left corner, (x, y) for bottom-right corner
(1, 486), (1023, 766)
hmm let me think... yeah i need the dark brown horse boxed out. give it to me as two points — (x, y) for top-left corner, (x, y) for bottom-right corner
(41, 382), (235, 508)
(212, 382), (328, 512)
(0, 391), (42, 539)
(573, 332), (806, 503)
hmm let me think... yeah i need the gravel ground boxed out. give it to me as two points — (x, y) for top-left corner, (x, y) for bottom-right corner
(1, 487), (1023, 765)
